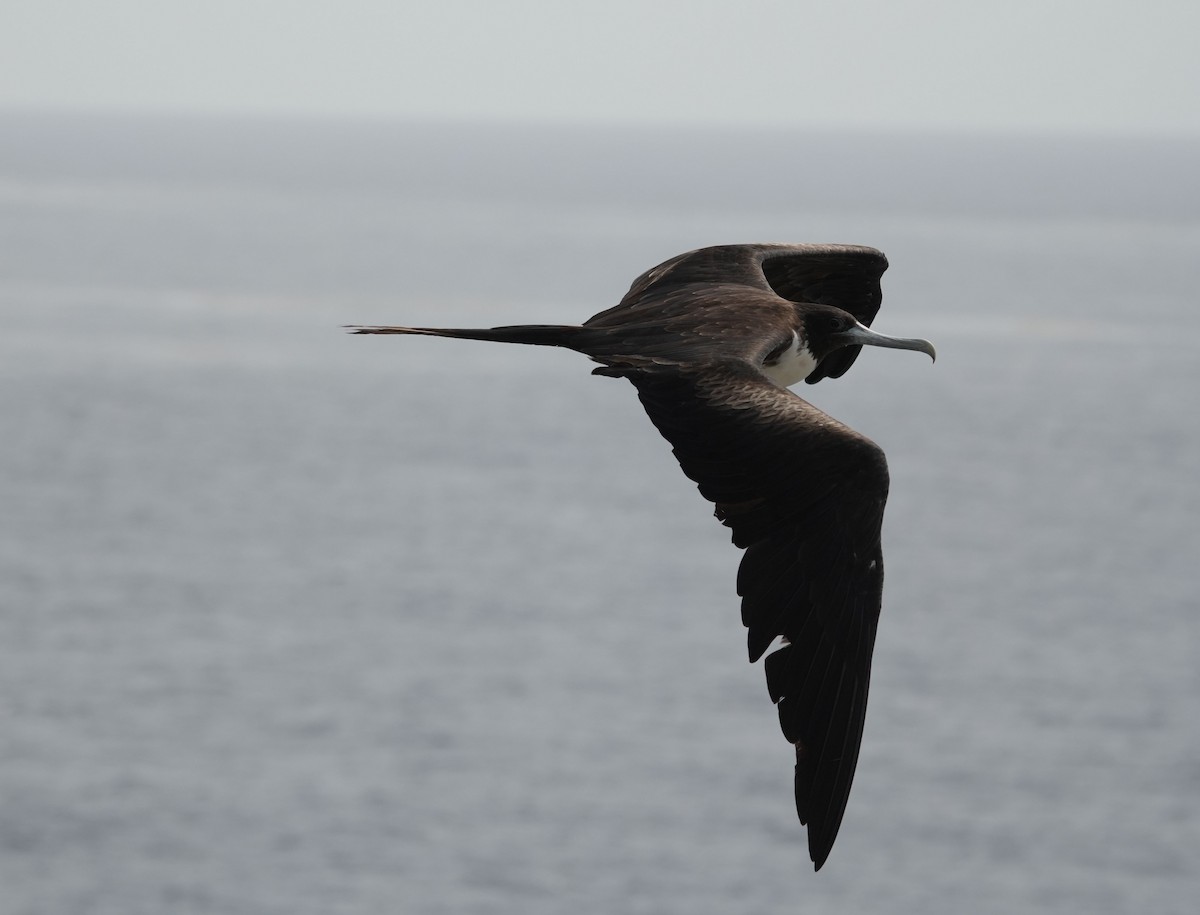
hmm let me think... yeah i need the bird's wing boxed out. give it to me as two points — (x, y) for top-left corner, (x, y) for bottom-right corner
(620, 359), (888, 871)
(595, 244), (889, 384)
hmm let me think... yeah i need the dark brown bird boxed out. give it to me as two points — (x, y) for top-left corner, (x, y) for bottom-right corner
(349, 243), (935, 870)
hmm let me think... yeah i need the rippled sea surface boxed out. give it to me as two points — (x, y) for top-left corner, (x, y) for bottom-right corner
(2, 114), (1198, 914)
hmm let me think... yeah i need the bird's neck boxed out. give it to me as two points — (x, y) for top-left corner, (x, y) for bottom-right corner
(760, 331), (818, 388)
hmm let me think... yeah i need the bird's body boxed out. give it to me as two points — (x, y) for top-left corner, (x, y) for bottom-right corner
(350, 243), (934, 870)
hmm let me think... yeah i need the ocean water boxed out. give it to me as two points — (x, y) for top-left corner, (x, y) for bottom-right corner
(2, 113), (1198, 914)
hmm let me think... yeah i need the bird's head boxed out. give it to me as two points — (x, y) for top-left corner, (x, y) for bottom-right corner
(801, 304), (936, 369)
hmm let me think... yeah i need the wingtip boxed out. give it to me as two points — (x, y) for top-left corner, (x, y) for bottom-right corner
(809, 828), (834, 871)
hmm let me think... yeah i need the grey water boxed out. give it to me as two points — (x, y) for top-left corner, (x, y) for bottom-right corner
(2, 112), (1198, 914)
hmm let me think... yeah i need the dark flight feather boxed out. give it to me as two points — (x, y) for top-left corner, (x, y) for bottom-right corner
(348, 242), (926, 872)
(616, 359), (886, 869)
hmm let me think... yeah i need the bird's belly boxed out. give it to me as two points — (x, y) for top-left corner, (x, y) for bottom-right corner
(760, 334), (818, 388)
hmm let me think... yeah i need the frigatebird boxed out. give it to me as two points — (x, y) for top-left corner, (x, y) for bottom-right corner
(349, 243), (934, 870)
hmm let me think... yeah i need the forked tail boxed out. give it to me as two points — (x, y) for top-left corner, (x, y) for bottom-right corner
(346, 324), (584, 348)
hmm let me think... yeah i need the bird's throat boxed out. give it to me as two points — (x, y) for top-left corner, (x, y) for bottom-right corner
(761, 332), (818, 388)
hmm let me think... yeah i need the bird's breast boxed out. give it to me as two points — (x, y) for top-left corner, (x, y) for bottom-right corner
(760, 331), (818, 388)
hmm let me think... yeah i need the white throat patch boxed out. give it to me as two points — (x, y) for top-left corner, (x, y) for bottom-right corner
(761, 331), (818, 388)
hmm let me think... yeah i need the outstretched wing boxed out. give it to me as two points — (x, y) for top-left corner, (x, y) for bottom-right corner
(622, 360), (889, 871)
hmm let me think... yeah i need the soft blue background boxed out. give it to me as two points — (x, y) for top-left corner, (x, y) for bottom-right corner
(1, 113), (1197, 913)
(2, 1), (1198, 135)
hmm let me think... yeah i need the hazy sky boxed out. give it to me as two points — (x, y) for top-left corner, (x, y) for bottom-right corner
(2, 0), (1197, 135)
